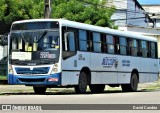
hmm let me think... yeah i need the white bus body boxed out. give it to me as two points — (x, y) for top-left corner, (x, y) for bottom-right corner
(8, 19), (159, 94)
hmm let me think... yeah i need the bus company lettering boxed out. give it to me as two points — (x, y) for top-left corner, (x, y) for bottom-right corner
(122, 60), (130, 67)
(102, 57), (117, 68)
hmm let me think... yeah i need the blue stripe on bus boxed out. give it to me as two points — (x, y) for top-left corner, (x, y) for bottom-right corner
(8, 73), (61, 85)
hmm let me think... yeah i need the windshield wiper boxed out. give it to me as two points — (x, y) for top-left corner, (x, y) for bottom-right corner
(36, 30), (47, 43)
(20, 30), (47, 43)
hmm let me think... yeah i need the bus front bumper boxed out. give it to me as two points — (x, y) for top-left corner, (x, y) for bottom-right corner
(8, 73), (61, 85)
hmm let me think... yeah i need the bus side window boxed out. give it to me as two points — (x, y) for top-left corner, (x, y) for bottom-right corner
(129, 39), (138, 56)
(93, 32), (101, 53)
(119, 37), (127, 55)
(151, 42), (156, 58)
(106, 35), (115, 54)
(78, 30), (87, 51)
(140, 41), (149, 57)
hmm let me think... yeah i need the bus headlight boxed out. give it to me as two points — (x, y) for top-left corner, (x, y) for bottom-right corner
(9, 65), (13, 74)
(51, 64), (58, 74)
(54, 63), (58, 67)
(53, 68), (58, 73)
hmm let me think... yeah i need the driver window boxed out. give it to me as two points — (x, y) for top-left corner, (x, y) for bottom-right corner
(67, 32), (76, 51)
(42, 31), (59, 50)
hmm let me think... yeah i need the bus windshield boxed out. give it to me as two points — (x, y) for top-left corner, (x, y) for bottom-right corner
(10, 30), (60, 65)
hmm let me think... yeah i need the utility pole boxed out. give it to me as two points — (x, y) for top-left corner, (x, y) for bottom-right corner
(44, 0), (51, 18)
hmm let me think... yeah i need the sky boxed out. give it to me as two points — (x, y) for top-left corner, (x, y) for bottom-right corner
(137, 0), (160, 5)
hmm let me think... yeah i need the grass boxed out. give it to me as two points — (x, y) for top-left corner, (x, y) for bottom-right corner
(0, 75), (7, 80)
(140, 77), (160, 91)
(146, 78), (160, 90)
(145, 85), (160, 90)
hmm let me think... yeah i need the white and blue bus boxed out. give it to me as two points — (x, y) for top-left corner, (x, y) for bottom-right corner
(8, 19), (159, 94)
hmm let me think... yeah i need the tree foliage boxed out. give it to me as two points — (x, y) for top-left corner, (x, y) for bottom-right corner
(0, 0), (43, 24)
(52, 0), (116, 28)
(0, 0), (116, 28)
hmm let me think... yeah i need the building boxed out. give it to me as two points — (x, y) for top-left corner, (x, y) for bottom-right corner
(110, 0), (155, 27)
(109, 0), (160, 58)
(141, 4), (160, 60)
(142, 4), (160, 28)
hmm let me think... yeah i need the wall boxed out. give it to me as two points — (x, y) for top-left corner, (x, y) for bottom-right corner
(111, 10), (127, 26)
(142, 5), (160, 28)
(110, 0), (152, 27)
(142, 5), (160, 13)
(126, 0), (151, 27)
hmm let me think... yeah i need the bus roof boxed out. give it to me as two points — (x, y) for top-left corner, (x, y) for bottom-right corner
(12, 19), (157, 42)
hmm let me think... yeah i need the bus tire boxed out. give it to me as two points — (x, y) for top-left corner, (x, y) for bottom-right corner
(121, 73), (139, 92)
(33, 86), (46, 94)
(89, 84), (105, 93)
(75, 71), (87, 94)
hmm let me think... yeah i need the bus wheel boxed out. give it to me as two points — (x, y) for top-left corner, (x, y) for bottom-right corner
(33, 86), (46, 94)
(75, 71), (87, 94)
(121, 73), (139, 92)
(89, 84), (105, 93)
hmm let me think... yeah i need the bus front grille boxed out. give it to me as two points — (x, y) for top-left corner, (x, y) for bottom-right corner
(18, 78), (45, 83)
(15, 67), (50, 75)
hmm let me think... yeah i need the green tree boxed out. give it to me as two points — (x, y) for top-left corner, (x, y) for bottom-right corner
(0, 0), (116, 28)
(52, 0), (116, 28)
(0, 0), (43, 24)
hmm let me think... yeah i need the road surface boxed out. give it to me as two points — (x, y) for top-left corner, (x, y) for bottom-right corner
(0, 88), (160, 113)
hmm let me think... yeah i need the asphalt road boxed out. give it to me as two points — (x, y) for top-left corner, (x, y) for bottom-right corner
(0, 90), (160, 104)
(0, 89), (160, 113)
